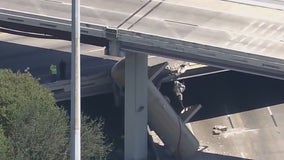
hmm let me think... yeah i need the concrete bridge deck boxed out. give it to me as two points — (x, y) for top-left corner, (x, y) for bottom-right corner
(1, 0), (284, 79)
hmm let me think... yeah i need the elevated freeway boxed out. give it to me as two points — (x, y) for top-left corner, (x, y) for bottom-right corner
(1, 0), (284, 80)
(1, 0), (284, 159)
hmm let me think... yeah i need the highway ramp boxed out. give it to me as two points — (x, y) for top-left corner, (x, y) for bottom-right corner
(1, 0), (284, 80)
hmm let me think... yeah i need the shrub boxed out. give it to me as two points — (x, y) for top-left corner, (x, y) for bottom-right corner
(0, 69), (112, 159)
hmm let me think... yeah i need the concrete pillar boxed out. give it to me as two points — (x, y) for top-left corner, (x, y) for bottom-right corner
(124, 52), (148, 160)
(108, 40), (123, 56)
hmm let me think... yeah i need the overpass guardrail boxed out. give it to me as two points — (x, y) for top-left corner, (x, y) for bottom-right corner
(1, 8), (284, 80)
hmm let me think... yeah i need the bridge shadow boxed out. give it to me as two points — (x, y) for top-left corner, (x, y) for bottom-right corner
(192, 151), (252, 160)
(154, 144), (252, 160)
(160, 71), (284, 121)
(0, 40), (117, 83)
(0, 22), (108, 46)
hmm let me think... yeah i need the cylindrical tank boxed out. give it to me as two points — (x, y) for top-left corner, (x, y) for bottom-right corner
(111, 59), (199, 159)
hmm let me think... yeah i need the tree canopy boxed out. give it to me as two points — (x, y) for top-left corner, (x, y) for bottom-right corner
(0, 69), (111, 159)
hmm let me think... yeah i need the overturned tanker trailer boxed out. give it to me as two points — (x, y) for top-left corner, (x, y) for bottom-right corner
(111, 59), (199, 159)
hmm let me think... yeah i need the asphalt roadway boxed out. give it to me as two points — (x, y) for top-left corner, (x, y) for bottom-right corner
(0, 29), (117, 83)
(0, 29), (199, 83)
(2, 31), (284, 159)
(3, 28), (284, 159)
(2, 0), (284, 61)
(159, 71), (284, 160)
(2, 1), (284, 159)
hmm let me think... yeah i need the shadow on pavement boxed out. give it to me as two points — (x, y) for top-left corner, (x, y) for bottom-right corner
(0, 41), (117, 83)
(160, 71), (284, 121)
(192, 151), (252, 160)
(154, 144), (251, 160)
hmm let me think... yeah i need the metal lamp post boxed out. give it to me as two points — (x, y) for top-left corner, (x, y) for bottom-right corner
(71, 0), (81, 159)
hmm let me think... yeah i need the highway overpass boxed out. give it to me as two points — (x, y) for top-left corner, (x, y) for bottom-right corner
(1, 0), (284, 80)
(1, 0), (284, 159)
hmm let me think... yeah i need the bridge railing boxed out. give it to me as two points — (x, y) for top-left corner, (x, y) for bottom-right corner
(42, 73), (113, 102)
(0, 8), (106, 38)
(1, 8), (284, 80)
(117, 29), (284, 80)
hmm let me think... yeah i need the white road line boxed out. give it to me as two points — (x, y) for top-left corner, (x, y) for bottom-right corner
(254, 40), (264, 50)
(273, 26), (284, 41)
(227, 114), (234, 128)
(260, 24), (274, 35)
(86, 48), (105, 53)
(43, 0), (63, 4)
(250, 22), (265, 34)
(258, 22), (265, 28)
(62, 2), (94, 10)
(61, 2), (71, 5)
(148, 55), (157, 58)
(224, 0), (284, 10)
(239, 36), (247, 43)
(241, 20), (257, 33)
(267, 106), (278, 127)
(241, 152), (246, 158)
(243, 38), (256, 49)
(260, 42), (273, 53)
(225, 35), (241, 46)
(267, 107), (273, 116)
(0, 32), (8, 37)
(224, 41), (231, 46)
(276, 25), (283, 31)
(269, 25), (281, 37)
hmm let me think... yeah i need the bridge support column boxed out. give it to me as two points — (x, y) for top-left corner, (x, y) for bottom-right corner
(108, 40), (123, 56)
(125, 52), (148, 160)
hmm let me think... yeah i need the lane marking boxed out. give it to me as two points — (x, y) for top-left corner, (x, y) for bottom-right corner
(252, 40), (264, 50)
(164, 20), (199, 27)
(243, 38), (256, 49)
(241, 20), (257, 33)
(241, 152), (246, 158)
(0, 32), (11, 38)
(258, 22), (265, 28)
(276, 25), (283, 31)
(222, 128), (259, 138)
(260, 42), (273, 53)
(260, 24), (274, 35)
(43, 0), (63, 4)
(117, 0), (152, 28)
(267, 107), (278, 127)
(267, 106), (273, 115)
(61, 2), (71, 5)
(148, 55), (157, 58)
(227, 114), (234, 128)
(86, 48), (105, 53)
(224, 0), (284, 11)
(250, 22), (265, 34)
(127, 0), (166, 29)
(224, 35), (241, 46)
(269, 25), (281, 38)
(239, 37), (247, 43)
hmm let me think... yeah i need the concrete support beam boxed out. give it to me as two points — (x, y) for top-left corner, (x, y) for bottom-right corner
(108, 40), (123, 56)
(125, 53), (148, 160)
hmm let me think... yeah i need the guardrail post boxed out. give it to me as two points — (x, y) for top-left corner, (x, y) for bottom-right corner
(105, 28), (123, 56)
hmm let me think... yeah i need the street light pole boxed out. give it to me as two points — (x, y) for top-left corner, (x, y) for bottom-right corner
(71, 0), (81, 159)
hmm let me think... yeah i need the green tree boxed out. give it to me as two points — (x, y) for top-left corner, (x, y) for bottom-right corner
(81, 116), (112, 160)
(0, 69), (111, 159)
(0, 69), (68, 159)
(0, 127), (12, 159)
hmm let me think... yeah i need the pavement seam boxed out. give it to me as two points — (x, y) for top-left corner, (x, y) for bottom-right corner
(117, 0), (152, 28)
